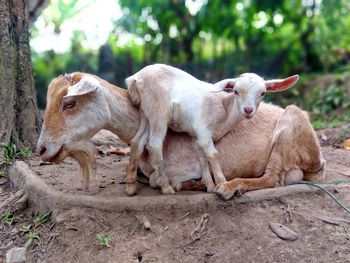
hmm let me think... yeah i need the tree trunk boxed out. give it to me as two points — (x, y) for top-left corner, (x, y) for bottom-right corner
(0, 0), (39, 149)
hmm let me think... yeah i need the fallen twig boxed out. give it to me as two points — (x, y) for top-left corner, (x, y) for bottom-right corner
(0, 189), (25, 212)
(190, 213), (209, 241)
(15, 194), (28, 206)
(135, 213), (151, 230)
(88, 215), (109, 230)
(316, 215), (350, 226)
(178, 211), (190, 220)
(130, 224), (140, 236)
(47, 233), (60, 251)
(326, 168), (350, 177)
(286, 204), (293, 222)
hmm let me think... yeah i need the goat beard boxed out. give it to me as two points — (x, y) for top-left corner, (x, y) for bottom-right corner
(64, 141), (97, 189)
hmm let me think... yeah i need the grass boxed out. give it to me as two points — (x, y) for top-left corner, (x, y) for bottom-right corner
(35, 212), (51, 226)
(274, 71), (350, 131)
(2, 211), (14, 225)
(1, 211), (52, 248)
(20, 225), (41, 247)
(9, 212), (51, 250)
(1, 142), (32, 165)
(19, 212), (51, 247)
(97, 233), (116, 247)
(17, 147), (32, 159)
(2, 142), (16, 165)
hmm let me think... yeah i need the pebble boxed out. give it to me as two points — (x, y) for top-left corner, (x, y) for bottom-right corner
(6, 247), (26, 263)
(269, 222), (298, 241)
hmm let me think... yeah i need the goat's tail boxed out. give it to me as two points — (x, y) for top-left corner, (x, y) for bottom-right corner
(125, 76), (141, 106)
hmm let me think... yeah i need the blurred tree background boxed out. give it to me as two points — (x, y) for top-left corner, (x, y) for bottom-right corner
(30, 0), (350, 129)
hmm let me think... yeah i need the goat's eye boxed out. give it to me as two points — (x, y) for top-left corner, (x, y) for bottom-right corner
(62, 100), (76, 111)
(261, 92), (266, 97)
(234, 90), (239, 96)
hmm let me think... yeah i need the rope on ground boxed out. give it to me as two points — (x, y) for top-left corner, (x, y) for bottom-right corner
(292, 180), (350, 214)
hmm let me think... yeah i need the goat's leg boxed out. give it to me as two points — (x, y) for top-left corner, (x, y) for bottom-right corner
(214, 173), (280, 200)
(192, 140), (215, 192)
(196, 136), (227, 185)
(201, 163), (215, 192)
(273, 105), (326, 182)
(126, 112), (149, 196)
(214, 105), (328, 200)
(147, 122), (175, 195)
(214, 147), (283, 200)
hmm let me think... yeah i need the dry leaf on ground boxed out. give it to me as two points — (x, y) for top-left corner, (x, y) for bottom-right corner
(343, 139), (350, 150)
(96, 145), (129, 155)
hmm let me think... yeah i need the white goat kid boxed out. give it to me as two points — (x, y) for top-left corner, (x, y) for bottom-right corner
(125, 64), (299, 194)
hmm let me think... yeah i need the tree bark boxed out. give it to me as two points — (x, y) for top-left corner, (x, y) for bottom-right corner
(0, 0), (39, 149)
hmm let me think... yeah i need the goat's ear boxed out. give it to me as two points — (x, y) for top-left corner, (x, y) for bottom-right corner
(64, 72), (83, 86)
(65, 75), (100, 97)
(265, 75), (299, 92)
(213, 79), (236, 93)
(125, 76), (141, 106)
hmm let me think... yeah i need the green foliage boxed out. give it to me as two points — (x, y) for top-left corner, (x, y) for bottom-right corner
(114, 0), (350, 77)
(20, 225), (41, 247)
(2, 211), (14, 225)
(2, 142), (16, 165)
(30, 0), (350, 128)
(18, 212), (51, 247)
(97, 233), (116, 247)
(17, 148), (32, 159)
(274, 72), (350, 129)
(312, 84), (349, 115)
(35, 212), (51, 226)
(1, 143), (32, 165)
(36, 0), (95, 34)
(32, 31), (98, 108)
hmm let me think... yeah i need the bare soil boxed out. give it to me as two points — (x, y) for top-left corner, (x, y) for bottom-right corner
(1, 132), (350, 263)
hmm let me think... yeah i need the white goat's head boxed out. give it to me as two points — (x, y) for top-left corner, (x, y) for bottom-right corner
(214, 73), (299, 118)
(36, 73), (111, 187)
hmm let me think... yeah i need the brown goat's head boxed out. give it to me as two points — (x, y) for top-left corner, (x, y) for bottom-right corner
(36, 73), (111, 188)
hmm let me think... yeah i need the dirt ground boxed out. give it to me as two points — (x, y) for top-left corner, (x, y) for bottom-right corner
(1, 131), (350, 263)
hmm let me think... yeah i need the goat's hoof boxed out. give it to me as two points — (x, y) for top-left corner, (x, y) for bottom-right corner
(161, 185), (175, 195)
(149, 176), (158, 189)
(205, 183), (215, 193)
(234, 189), (243, 197)
(126, 183), (137, 196)
(214, 184), (235, 200)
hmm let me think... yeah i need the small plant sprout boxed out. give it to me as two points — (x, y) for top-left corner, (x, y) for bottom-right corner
(1, 142), (32, 165)
(20, 224), (41, 247)
(17, 147), (32, 159)
(2, 142), (16, 165)
(97, 233), (116, 247)
(35, 212), (51, 226)
(2, 211), (14, 225)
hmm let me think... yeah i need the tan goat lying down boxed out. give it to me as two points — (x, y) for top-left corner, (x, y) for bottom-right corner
(36, 73), (325, 200)
(125, 64), (300, 195)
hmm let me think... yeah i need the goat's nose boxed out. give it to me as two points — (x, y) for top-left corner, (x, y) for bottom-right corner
(244, 107), (253, 114)
(37, 145), (47, 156)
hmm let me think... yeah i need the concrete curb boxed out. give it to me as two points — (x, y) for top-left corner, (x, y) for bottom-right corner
(9, 161), (350, 213)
